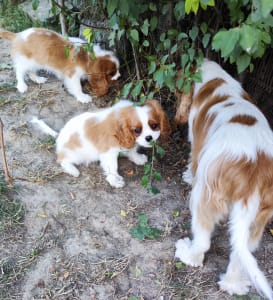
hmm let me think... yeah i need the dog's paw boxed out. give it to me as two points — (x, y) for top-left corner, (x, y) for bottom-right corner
(131, 154), (148, 165)
(106, 174), (125, 188)
(218, 273), (251, 296)
(77, 93), (92, 103)
(175, 238), (204, 267)
(61, 163), (80, 177)
(182, 168), (193, 185)
(17, 82), (28, 93)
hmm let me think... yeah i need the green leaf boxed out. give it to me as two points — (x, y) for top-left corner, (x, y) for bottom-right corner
(189, 26), (199, 41)
(148, 61), (157, 74)
(141, 19), (149, 36)
(150, 16), (158, 31)
(153, 69), (165, 87)
(107, 1), (117, 16)
(212, 29), (240, 57)
(144, 164), (151, 175)
(130, 29), (139, 42)
(202, 33), (211, 48)
(141, 175), (149, 186)
(149, 3), (157, 11)
(143, 40), (150, 47)
(156, 145), (165, 158)
(236, 54), (251, 73)
(153, 171), (162, 181)
(239, 24), (257, 54)
(261, 0), (273, 18)
(131, 81), (143, 97)
(138, 213), (148, 225)
(121, 82), (133, 97)
(32, 0), (39, 10)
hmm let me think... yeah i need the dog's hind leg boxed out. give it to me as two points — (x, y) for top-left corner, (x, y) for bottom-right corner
(175, 181), (218, 267)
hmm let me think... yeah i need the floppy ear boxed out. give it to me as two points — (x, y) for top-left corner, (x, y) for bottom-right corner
(145, 100), (171, 141)
(88, 73), (109, 96)
(174, 70), (194, 125)
(114, 114), (136, 149)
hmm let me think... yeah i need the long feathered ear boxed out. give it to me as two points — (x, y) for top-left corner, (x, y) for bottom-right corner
(145, 100), (171, 141)
(175, 70), (194, 124)
(114, 112), (136, 149)
(88, 73), (109, 96)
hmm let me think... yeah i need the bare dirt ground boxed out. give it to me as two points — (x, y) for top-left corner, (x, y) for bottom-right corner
(0, 38), (272, 300)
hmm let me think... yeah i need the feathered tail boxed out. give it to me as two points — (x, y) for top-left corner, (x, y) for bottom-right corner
(31, 117), (58, 138)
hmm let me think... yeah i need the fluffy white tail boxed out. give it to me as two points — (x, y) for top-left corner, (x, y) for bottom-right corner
(30, 117), (58, 138)
(239, 248), (273, 300)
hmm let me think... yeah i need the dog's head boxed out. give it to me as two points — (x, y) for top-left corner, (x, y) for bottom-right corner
(115, 100), (171, 149)
(88, 54), (120, 97)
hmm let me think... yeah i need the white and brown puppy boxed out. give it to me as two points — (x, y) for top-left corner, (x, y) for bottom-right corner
(31, 99), (170, 188)
(175, 59), (273, 299)
(0, 28), (120, 103)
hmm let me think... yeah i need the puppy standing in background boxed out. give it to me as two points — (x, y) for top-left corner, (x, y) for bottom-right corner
(31, 99), (171, 188)
(175, 59), (273, 299)
(0, 27), (120, 103)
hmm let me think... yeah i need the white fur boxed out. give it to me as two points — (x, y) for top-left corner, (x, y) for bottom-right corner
(31, 100), (162, 188)
(175, 60), (273, 300)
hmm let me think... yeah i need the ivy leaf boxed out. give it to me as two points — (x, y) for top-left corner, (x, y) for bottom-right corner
(261, 0), (273, 18)
(141, 19), (149, 36)
(121, 82), (133, 97)
(148, 61), (157, 74)
(32, 0), (39, 10)
(150, 16), (158, 31)
(153, 68), (165, 87)
(236, 54), (251, 73)
(153, 171), (162, 181)
(141, 175), (149, 187)
(107, 1), (117, 16)
(185, 0), (200, 14)
(202, 33), (211, 48)
(131, 81), (143, 97)
(212, 29), (240, 58)
(130, 29), (139, 42)
(144, 164), (151, 175)
(189, 26), (199, 41)
(239, 24), (257, 54)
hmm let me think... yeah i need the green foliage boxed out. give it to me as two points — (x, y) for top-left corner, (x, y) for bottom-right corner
(141, 141), (165, 194)
(0, 1), (39, 32)
(0, 176), (24, 231)
(129, 213), (163, 241)
(212, 0), (273, 72)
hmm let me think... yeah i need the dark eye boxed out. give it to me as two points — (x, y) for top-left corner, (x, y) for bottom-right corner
(150, 123), (159, 130)
(134, 127), (142, 135)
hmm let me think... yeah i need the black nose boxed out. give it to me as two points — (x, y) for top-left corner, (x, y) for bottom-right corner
(145, 135), (153, 142)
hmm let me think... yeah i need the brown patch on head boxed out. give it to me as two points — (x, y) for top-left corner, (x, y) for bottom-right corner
(229, 114), (257, 126)
(145, 100), (171, 141)
(84, 106), (140, 152)
(88, 57), (118, 96)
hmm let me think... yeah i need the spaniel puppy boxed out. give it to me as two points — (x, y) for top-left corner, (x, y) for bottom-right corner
(0, 28), (120, 103)
(31, 99), (170, 188)
(175, 59), (273, 299)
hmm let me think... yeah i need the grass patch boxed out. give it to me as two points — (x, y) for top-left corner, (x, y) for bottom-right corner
(0, 1), (37, 32)
(0, 175), (24, 231)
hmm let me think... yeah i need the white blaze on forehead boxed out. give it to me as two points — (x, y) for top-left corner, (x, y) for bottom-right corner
(19, 28), (36, 41)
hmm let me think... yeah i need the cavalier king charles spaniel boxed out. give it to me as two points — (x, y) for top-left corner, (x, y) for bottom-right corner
(0, 27), (120, 103)
(175, 59), (273, 299)
(31, 99), (170, 188)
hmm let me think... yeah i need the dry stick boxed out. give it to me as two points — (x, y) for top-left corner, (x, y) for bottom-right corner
(0, 118), (13, 187)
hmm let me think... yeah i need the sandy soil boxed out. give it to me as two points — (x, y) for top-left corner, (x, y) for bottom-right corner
(0, 38), (272, 300)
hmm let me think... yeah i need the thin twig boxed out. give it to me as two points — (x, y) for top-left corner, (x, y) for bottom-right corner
(131, 41), (141, 80)
(0, 118), (13, 187)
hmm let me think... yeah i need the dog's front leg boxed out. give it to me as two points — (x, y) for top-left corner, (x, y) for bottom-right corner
(100, 150), (125, 188)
